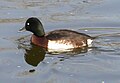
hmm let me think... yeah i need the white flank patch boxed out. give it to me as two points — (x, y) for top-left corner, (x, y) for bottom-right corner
(87, 39), (93, 47)
(48, 40), (74, 52)
(48, 39), (93, 52)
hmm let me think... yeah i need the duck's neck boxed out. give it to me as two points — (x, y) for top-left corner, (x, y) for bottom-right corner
(31, 34), (48, 48)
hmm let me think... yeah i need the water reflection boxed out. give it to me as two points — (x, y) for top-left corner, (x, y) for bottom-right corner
(24, 44), (46, 67)
(47, 46), (89, 55)
(23, 44), (90, 66)
(24, 44), (92, 67)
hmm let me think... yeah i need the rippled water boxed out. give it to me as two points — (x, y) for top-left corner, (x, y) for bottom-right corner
(0, 0), (120, 83)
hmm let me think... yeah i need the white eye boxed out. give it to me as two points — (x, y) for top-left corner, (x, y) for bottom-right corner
(27, 23), (30, 25)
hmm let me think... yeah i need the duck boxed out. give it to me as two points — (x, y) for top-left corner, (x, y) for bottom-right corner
(20, 17), (94, 51)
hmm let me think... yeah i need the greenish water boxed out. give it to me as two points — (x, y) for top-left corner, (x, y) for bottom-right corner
(0, 0), (120, 83)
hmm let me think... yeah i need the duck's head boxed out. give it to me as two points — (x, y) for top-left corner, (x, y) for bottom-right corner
(22, 17), (45, 37)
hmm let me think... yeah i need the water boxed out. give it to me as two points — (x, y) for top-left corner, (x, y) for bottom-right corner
(0, 0), (120, 83)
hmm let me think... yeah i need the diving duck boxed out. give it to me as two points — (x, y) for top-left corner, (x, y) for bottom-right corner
(20, 17), (94, 51)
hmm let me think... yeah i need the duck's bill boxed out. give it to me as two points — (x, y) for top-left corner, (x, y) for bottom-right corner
(19, 27), (26, 32)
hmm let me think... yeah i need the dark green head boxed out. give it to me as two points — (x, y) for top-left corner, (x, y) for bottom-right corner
(24, 17), (45, 37)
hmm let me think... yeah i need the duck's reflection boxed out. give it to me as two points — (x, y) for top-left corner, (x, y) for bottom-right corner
(47, 46), (89, 55)
(23, 44), (90, 66)
(22, 45), (92, 66)
(24, 44), (46, 67)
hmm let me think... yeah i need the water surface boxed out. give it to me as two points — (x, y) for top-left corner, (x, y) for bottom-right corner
(0, 0), (120, 83)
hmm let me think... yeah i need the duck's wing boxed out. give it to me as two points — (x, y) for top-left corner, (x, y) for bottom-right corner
(46, 29), (92, 40)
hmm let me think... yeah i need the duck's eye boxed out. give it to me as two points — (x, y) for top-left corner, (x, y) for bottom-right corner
(27, 23), (30, 26)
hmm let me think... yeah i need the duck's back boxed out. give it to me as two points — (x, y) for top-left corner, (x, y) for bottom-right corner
(46, 29), (93, 49)
(46, 29), (92, 39)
